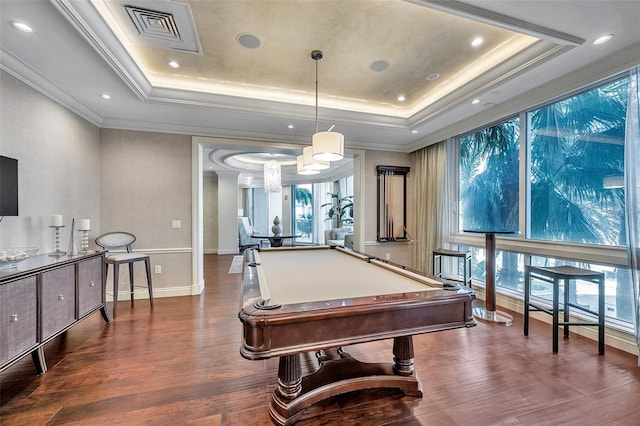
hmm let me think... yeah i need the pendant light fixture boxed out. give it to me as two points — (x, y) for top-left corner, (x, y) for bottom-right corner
(310, 50), (344, 162)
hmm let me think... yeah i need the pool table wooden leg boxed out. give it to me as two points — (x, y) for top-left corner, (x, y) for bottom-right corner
(393, 335), (415, 376)
(275, 354), (302, 402)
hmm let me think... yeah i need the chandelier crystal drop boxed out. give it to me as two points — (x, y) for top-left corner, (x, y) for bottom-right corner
(263, 159), (281, 193)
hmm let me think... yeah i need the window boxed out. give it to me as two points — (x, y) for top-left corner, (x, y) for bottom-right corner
(529, 77), (628, 245)
(456, 74), (632, 325)
(459, 117), (520, 233)
(292, 184), (313, 243)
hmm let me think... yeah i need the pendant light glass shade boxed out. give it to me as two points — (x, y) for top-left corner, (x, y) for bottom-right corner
(263, 159), (281, 193)
(312, 131), (344, 161)
(296, 155), (320, 175)
(303, 146), (329, 170)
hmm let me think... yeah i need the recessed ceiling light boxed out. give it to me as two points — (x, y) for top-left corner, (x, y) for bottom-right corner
(11, 21), (33, 33)
(411, 130), (418, 134)
(237, 33), (261, 49)
(168, 61), (180, 68)
(100, 94), (111, 100)
(370, 60), (390, 72)
(471, 37), (484, 47)
(287, 124), (294, 129)
(471, 98), (480, 105)
(593, 34), (614, 45)
(426, 73), (440, 81)
(397, 95), (406, 102)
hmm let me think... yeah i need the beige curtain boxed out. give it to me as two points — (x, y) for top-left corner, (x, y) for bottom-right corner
(413, 140), (452, 274)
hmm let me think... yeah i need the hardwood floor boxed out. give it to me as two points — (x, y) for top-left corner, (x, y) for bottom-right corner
(2, 254), (639, 425)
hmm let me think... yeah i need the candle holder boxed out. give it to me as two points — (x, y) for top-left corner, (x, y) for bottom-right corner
(48, 225), (67, 257)
(78, 229), (92, 254)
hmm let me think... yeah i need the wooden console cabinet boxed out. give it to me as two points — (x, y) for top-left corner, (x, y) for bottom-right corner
(0, 252), (110, 374)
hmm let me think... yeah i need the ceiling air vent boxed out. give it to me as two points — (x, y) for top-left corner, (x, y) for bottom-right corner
(107, 0), (202, 54)
(123, 5), (181, 42)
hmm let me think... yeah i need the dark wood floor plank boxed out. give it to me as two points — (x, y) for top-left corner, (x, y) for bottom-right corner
(1, 253), (639, 425)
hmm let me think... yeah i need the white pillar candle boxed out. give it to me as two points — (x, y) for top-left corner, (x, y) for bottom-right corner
(78, 219), (91, 231)
(52, 214), (63, 227)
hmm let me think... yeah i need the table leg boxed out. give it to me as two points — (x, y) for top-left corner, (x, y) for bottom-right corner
(275, 354), (302, 401)
(524, 268), (530, 335)
(392, 336), (414, 376)
(563, 278), (570, 339)
(472, 233), (513, 325)
(553, 277), (559, 354)
(598, 276), (605, 355)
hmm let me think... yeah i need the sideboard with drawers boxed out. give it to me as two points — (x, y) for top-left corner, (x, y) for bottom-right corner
(0, 251), (110, 374)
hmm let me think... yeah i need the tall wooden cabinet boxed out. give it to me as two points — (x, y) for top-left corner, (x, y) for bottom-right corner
(0, 252), (110, 374)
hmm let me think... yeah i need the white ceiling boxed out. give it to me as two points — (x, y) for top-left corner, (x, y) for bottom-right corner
(1, 0), (639, 185)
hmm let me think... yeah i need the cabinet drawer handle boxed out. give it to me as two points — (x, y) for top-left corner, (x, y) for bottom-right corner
(11, 314), (18, 322)
(58, 295), (64, 301)
(89, 281), (95, 287)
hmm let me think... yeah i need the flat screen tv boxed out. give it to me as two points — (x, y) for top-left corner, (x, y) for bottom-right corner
(0, 155), (18, 216)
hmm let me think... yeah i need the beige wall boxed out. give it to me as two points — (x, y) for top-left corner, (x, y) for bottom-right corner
(0, 70), (100, 250)
(362, 150), (415, 267)
(99, 129), (193, 297)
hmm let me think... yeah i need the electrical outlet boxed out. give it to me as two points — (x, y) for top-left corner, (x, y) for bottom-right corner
(171, 220), (181, 229)
(155, 265), (162, 274)
(385, 253), (391, 260)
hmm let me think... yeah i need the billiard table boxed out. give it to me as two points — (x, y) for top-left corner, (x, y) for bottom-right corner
(238, 246), (476, 425)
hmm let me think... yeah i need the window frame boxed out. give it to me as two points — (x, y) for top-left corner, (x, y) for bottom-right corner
(450, 70), (632, 329)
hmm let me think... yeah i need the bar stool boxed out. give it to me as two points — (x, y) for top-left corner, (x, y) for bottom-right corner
(524, 265), (604, 355)
(432, 248), (472, 288)
(95, 231), (153, 319)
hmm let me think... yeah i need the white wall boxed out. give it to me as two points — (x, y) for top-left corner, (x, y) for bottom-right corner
(0, 70), (100, 251)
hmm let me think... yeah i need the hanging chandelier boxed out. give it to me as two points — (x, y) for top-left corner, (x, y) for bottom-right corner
(297, 49), (344, 174)
(263, 159), (281, 193)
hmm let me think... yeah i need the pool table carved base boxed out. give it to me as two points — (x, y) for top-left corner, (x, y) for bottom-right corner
(270, 337), (423, 426)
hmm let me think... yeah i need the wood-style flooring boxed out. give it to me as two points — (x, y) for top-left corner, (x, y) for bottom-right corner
(2, 254), (640, 425)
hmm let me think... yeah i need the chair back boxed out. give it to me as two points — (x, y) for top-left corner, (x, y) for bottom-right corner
(95, 231), (137, 253)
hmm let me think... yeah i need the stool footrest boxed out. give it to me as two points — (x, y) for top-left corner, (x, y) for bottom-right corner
(558, 321), (601, 327)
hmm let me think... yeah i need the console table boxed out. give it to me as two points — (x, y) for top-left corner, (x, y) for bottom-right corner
(0, 251), (110, 374)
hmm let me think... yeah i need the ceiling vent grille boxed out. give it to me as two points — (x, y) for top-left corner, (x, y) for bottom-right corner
(107, 1), (202, 54)
(123, 5), (181, 42)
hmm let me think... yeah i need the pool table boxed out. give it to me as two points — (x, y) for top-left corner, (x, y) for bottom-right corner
(238, 246), (476, 425)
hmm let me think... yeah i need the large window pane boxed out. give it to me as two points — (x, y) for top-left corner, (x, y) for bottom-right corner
(529, 77), (628, 245)
(293, 184), (313, 243)
(459, 118), (520, 233)
(459, 245), (524, 292)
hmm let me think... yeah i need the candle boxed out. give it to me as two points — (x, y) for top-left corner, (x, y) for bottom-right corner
(52, 214), (63, 227)
(78, 219), (91, 231)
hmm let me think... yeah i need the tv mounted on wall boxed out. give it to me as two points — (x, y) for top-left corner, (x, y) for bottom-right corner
(0, 155), (19, 216)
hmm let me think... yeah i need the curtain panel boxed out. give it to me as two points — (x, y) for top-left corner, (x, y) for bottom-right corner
(624, 66), (640, 364)
(412, 141), (450, 274)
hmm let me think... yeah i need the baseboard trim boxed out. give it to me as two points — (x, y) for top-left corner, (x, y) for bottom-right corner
(106, 285), (193, 302)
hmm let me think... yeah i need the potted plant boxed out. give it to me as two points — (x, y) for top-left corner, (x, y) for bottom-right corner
(322, 193), (353, 228)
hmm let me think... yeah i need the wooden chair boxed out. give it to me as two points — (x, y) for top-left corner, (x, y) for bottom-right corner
(95, 231), (153, 319)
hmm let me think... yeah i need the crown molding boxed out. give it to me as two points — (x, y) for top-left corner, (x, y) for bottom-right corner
(0, 47), (103, 126)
